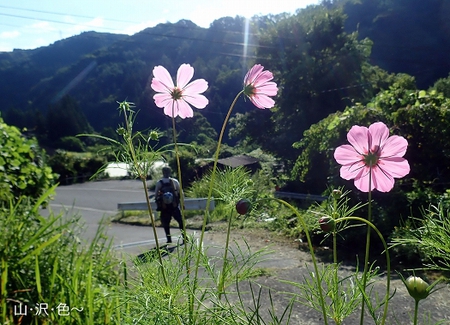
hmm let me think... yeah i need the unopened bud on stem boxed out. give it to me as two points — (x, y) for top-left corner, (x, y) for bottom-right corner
(319, 216), (335, 233)
(236, 199), (252, 215)
(405, 276), (430, 301)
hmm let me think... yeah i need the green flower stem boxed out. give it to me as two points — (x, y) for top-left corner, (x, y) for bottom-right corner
(121, 103), (168, 286)
(360, 169), (373, 325)
(204, 90), (243, 225)
(274, 198), (329, 325)
(332, 197), (339, 319)
(413, 299), (419, 325)
(171, 114), (188, 253)
(332, 231), (339, 321)
(332, 197), (338, 265)
(192, 91), (244, 296)
(333, 233), (338, 264)
(170, 106), (194, 323)
(335, 216), (391, 325)
(218, 209), (234, 300)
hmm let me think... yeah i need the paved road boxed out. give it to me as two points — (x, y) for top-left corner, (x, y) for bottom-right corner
(41, 180), (293, 270)
(42, 179), (190, 256)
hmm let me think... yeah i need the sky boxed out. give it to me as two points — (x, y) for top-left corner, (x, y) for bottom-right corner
(0, 0), (320, 52)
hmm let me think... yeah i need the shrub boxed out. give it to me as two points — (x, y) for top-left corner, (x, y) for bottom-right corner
(0, 116), (55, 205)
(48, 150), (107, 184)
(57, 136), (86, 152)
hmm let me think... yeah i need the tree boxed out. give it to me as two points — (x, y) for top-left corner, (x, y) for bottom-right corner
(46, 95), (93, 145)
(176, 112), (218, 146)
(343, 0), (450, 88)
(235, 6), (379, 165)
(430, 73), (450, 98)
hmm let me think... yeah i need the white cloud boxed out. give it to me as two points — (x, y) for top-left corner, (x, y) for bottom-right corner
(29, 21), (57, 32)
(0, 43), (12, 52)
(120, 19), (165, 35)
(0, 31), (20, 39)
(31, 37), (51, 49)
(70, 17), (105, 34)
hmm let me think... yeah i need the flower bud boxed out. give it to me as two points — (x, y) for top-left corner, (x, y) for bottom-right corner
(149, 130), (159, 141)
(116, 127), (126, 135)
(319, 216), (335, 233)
(236, 199), (252, 215)
(405, 276), (430, 301)
(332, 189), (342, 200)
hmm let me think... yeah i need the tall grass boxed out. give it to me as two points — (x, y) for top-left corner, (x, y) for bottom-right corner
(0, 187), (125, 324)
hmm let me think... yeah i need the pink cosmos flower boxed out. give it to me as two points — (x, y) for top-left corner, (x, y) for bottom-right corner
(151, 64), (208, 118)
(334, 122), (410, 192)
(243, 64), (278, 109)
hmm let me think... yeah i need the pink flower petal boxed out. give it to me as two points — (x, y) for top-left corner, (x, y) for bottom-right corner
(339, 161), (366, 180)
(252, 70), (274, 87)
(250, 94), (275, 109)
(379, 157), (410, 178)
(334, 144), (361, 166)
(347, 125), (370, 155)
(380, 136), (408, 158)
(152, 66), (174, 89)
(255, 82), (278, 96)
(177, 100), (194, 118)
(369, 122), (389, 149)
(177, 64), (194, 89)
(151, 79), (171, 93)
(353, 167), (373, 192)
(183, 79), (208, 95)
(183, 93), (208, 109)
(244, 64), (264, 85)
(371, 166), (395, 192)
(153, 93), (172, 108)
(163, 103), (176, 117)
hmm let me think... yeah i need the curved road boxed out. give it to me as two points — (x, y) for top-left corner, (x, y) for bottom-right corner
(42, 179), (192, 256)
(41, 180), (293, 270)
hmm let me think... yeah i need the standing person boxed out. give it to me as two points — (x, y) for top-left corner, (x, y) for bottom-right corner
(154, 166), (185, 244)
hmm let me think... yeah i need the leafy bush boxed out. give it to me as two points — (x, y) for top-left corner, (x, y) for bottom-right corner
(48, 150), (106, 184)
(292, 86), (450, 249)
(57, 136), (86, 152)
(0, 116), (55, 205)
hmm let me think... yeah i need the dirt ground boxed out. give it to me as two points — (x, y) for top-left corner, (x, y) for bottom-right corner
(200, 225), (450, 325)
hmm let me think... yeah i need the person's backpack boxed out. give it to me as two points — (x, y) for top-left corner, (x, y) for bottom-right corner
(155, 178), (179, 211)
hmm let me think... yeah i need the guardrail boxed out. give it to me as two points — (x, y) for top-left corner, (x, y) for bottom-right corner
(117, 198), (215, 216)
(274, 191), (327, 202)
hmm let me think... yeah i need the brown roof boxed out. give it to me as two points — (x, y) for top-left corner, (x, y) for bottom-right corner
(216, 155), (259, 168)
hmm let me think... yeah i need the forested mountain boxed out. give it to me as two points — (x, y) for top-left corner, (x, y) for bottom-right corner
(0, 0), (449, 154)
(342, 0), (450, 88)
(0, 32), (127, 113)
(1, 18), (259, 138)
